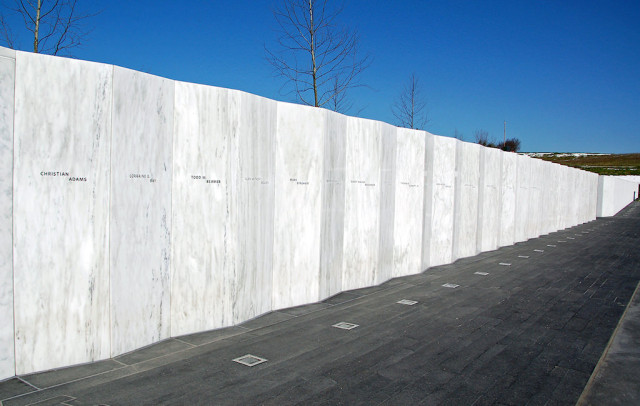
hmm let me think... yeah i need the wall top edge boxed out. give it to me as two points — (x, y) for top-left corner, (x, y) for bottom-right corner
(2, 45), (609, 173)
(112, 64), (175, 83)
(0, 45), (16, 59)
(601, 175), (640, 185)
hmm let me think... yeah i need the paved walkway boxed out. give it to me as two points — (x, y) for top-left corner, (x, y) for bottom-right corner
(1, 201), (639, 406)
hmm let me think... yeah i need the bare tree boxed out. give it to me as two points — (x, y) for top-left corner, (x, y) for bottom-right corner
(392, 73), (428, 130)
(474, 129), (490, 146)
(328, 76), (353, 113)
(502, 138), (521, 152)
(1, 0), (96, 55)
(0, 15), (15, 49)
(266, 0), (371, 111)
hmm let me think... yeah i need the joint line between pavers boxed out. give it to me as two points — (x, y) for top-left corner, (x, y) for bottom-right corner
(172, 338), (198, 348)
(18, 376), (41, 391)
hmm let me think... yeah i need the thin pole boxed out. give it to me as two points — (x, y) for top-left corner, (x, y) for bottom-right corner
(503, 120), (506, 145)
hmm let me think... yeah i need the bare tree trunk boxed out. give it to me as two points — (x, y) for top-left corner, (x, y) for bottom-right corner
(34, 0), (41, 53)
(308, 0), (318, 107)
(266, 0), (370, 112)
(392, 73), (428, 130)
(1, 0), (96, 56)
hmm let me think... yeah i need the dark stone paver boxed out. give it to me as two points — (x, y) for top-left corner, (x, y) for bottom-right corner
(1, 201), (639, 405)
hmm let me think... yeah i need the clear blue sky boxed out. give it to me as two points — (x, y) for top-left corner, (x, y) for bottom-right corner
(2, 0), (639, 153)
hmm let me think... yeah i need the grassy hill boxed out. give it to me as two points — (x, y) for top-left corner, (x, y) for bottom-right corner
(525, 153), (640, 176)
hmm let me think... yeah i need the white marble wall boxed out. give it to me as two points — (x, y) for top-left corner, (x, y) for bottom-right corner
(319, 111), (346, 299)
(588, 172), (599, 220)
(514, 154), (531, 242)
(527, 158), (543, 239)
(377, 123), (397, 284)
(272, 102), (325, 309)
(231, 91), (277, 323)
(3, 48), (606, 378)
(575, 170), (586, 223)
(498, 152), (517, 247)
(0, 47), (15, 380)
(555, 165), (568, 230)
(393, 128), (425, 277)
(342, 117), (383, 291)
(453, 141), (480, 259)
(477, 147), (501, 252)
(568, 168), (579, 226)
(109, 67), (173, 357)
(540, 162), (557, 235)
(597, 175), (640, 217)
(13, 52), (112, 374)
(170, 83), (237, 336)
(586, 172), (599, 222)
(421, 134), (457, 268)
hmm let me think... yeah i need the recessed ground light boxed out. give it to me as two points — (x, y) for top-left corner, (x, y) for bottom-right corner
(233, 354), (268, 367)
(474, 272), (489, 276)
(397, 299), (418, 305)
(558, 240), (566, 243)
(442, 283), (460, 288)
(567, 237), (575, 240)
(518, 255), (529, 258)
(547, 244), (556, 247)
(499, 263), (511, 266)
(534, 249), (544, 252)
(333, 322), (359, 330)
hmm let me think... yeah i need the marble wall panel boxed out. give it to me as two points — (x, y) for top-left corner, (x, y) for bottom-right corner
(555, 165), (568, 230)
(587, 172), (599, 222)
(13, 52), (112, 374)
(565, 167), (575, 227)
(514, 154), (531, 242)
(614, 177), (639, 213)
(562, 165), (571, 228)
(577, 170), (586, 223)
(393, 128), (425, 277)
(575, 170), (583, 223)
(109, 67), (173, 357)
(527, 158), (543, 238)
(597, 176), (639, 217)
(568, 168), (579, 226)
(377, 123), (397, 284)
(581, 172), (589, 222)
(588, 172), (598, 220)
(584, 173), (592, 222)
(567, 168), (575, 225)
(572, 170), (580, 224)
(477, 147), (501, 252)
(319, 111), (346, 300)
(421, 134), (457, 268)
(553, 163), (563, 231)
(0, 46), (15, 380)
(576, 171), (585, 223)
(452, 141), (480, 260)
(272, 102), (324, 309)
(584, 172), (592, 222)
(498, 152), (517, 247)
(342, 117), (382, 291)
(540, 162), (557, 235)
(170, 82), (237, 336)
(231, 91), (276, 323)
(597, 176), (612, 217)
